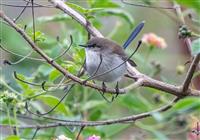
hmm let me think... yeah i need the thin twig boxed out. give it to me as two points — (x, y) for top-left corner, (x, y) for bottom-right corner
(13, 71), (73, 89)
(0, 97), (179, 129)
(41, 75), (66, 92)
(32, 128), (40, 140)
(124, 79), (144, 92)
(0, 10), (199, 97)
(23, 0), (54, 8)
(26, 84), (74, 115)
(5, 50), (33, 65)
(14, 0), (30, 22)
(0, 10), (125, 94)
(31, 0), (36, 43)
(52, 35), (73, 61)
(49, 0), (103, 37)
(173, 2), (200, 93)
(76, 126), (85, 140)
(0, 44), (45, 62)
(174, 3), (192, 53)
(84, 54), (103, 82)
(0, 3), (53, 8)
(86, 40), (141, 81)
(182, 54), (200, 93)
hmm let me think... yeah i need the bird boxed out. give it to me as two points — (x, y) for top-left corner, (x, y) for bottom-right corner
(80, 37), (137, 82)
(79, 21), (145, 93)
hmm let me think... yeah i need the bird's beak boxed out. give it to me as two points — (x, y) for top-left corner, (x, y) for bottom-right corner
(79, 44), (87, 48)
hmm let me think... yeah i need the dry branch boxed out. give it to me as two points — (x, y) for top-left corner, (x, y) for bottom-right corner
(50, 0), (103, 38)
(0, 0), (200, 131)
(1, 2), (200, 97)
(0, 97), (179, 129)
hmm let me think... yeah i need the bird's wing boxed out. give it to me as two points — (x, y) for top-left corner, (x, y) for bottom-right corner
(110, 44), (137, 67)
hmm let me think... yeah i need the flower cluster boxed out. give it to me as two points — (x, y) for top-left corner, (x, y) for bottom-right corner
(55, 134), (101, 140)
(55, 135), (72, 140)
(86, 135), (101, 140)
(142, 33), (167, 49)
(0, 91), (25, 113)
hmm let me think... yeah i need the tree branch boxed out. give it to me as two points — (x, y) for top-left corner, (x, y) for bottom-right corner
(174, 3), (200, 93)
(126, 63), (200, 97)
(49, 0), (103, 38)
(182, 54), (200, 93)
(1, 0), (200, 135)
(0, 97), (179, 129)
(47, 0), (200, 96)
(0, 7), (200, 98)
(0, 10), (125, 94)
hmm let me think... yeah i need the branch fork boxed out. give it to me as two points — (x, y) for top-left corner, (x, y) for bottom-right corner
(0, 0), (200, 132)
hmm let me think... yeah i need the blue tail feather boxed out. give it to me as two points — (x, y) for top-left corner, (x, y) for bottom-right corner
(123, 21), (145, 49)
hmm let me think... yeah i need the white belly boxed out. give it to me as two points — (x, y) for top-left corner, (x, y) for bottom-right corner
(85, 50), (126, 82)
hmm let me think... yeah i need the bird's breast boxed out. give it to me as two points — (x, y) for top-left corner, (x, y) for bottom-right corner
(85, 50), (126, 82)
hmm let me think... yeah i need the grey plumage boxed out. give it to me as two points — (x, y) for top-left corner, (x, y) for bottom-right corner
(83, 37), (136, 82)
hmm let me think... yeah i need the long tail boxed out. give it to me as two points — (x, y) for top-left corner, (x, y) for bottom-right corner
(123, 21), (145, 49)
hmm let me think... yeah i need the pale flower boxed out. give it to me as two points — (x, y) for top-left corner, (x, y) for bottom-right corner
(87, 135), (101, 140)
(142, 33), (167, 49)
(56, 135), (72, 140)
(187, 116), (200, 140)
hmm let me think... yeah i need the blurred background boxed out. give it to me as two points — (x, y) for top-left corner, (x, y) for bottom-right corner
(0, 0), (200, 140)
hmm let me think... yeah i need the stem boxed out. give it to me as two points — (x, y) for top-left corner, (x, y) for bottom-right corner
(192, 32), (200, 38)
(0, 79), (21, 95)
(13, 107), (19, 135)
(7, 106), (13, 134)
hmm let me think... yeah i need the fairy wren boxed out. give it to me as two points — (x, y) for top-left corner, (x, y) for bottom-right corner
(79, 21), (144, 83)
(79, 37), (137, 82)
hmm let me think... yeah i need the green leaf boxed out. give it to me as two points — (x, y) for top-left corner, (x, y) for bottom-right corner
(66, 2), (87, 13)
(49, 69), (62, 81)
(37, 14), (71, 23)
(141, 0), (152, 5)
(87, 0), (94, 6)
(173, 97), (200, 110)
(191, 38), (200, 56)
(15, 73), (29, 90)
(5, 135), (20, 140)
(27, 30), (46, 42)
(166, 97), (200, 119)
(81, 100), (105, 110)
(94, 9), (134, 28)
(175, 0), (200, 14)
(193, 70), (200, 79)
(90, 0), (120, 8)
(34, 31), (46, 42)
(101, 124), (129, 137)
(62, 61), (79, 74)
(37, 95), (71, 115)
(89, 109), (102, 120)
(87, 8), (104, 13)
(119, 95), (149, 112)
(1, 118), (16, 125)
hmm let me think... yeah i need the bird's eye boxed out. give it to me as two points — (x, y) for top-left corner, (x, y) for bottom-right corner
(88, 44), (96, 48)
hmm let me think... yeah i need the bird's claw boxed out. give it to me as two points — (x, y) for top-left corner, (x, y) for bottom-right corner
(115, 82), (120, 98)
(82, 80), (87, 85)
(102, 82), (107, 93)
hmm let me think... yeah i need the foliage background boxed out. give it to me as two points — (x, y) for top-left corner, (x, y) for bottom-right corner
(0, 0), (200, 140)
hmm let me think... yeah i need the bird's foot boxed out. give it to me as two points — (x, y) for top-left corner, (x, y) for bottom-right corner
(102, 82), (107, 93)
(115, 82), (120, 98)
(82, 80), (87, 85)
